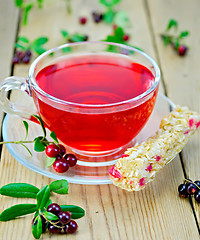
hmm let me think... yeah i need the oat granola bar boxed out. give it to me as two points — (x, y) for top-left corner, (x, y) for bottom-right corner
(109, 106), (200, 191)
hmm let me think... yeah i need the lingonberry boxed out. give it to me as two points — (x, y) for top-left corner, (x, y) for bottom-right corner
(47, 203), (61, 215)
(79, 17), (87, 24)
(58, 211), (71, 225)
(186, 182), (197, 195)
(45, 144), (59, 158)
(194, 191), (200, 203)
(48, 221), (62, 234)
(177, 45), (188, 56)
(53, 158), (70, 173)
(178, 183), (188, 198)
(32, 215), (47, 233)
(64, 154), (77, 167)
(64, 220), (78, 234)
(58, 144), (66, 156)
(123, 34), (130, 41)
(92, 11), (103, 23)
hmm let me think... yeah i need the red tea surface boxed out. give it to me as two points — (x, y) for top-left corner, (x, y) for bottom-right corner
(34, 54), (158, 153)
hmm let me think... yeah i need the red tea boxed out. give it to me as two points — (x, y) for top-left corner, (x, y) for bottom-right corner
(34, 54), (158, 153)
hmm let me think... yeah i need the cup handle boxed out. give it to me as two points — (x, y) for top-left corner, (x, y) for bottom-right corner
(0, 76), (34, 119)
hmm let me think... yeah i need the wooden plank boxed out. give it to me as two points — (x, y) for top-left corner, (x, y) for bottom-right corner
(0, 0), (199, 239)
(146, 0), (200, 226)
(0, 0), (19, 128)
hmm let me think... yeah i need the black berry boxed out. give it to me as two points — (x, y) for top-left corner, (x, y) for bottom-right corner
(92, 11), (103, 23)
(194, 191), (200, 203)
(22, 55), (30, 64)
(178, 183), (188, 198)
(45, 144), (59, 158)
(186, 182), (197, 195)
(194, 180), (200, 189)
(47, 203), (61, 215)
(64, 220), (78, 234)
(53, 158), (70, 173)
(58, 211), (71, 225)
(13, 55), (20, 64)
(48, 221), (62, 234)
(64, 154), (77, 167)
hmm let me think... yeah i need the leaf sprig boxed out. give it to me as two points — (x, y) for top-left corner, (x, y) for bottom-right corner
(161, 19), (189, 56)
(0, 180), (85, 239)
(15, 36), (49, 56)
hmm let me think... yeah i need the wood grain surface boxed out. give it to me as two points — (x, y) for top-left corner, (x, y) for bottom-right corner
(0, 0), (199, 239)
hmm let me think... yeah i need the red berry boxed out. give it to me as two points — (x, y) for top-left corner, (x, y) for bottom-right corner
(64, 220), (78, 234)
(58, 211), (71, 225)
(45, 144), (59, 158)
(113, 24), (118, 30)
(22, 55), (30, 64)
(53, 158), (69, 173)
(123, 34), (130, 41)
(47, 203), (61, 215)
(64, 154), (77, 167)
(13, 55), (20, 64)
(58, 144), (66, 156)
(79, 17), (87, 24)
(177, 45), (188, 56)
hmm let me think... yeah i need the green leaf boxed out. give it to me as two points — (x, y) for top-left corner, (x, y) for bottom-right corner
(15, 42), (26, 50)
(114, 27), (124, 41)
(0, 183), (39, 198)
(45, 198), (52, 208)
(62, 46), (72, 53)
(33, 37), (48, 46)
(161, 34), (171, 46)
(99, 0), (120, 7)
(60, 205), (85, 219)
(32, 215), (42, 239)
(37, 0), (44, 8)
(15, 0), (23, 7)
(61, 30), (69, 39)
(34, 137), (46, 152)
(32, 115), (46, 137)
(50, 131), (59, 143)
(69, 33), (86, 42)
(103, 9), (115, 24)
(0, 204), (37, 221)
(36, 185), (50, 210)
(166, 19), (178, 31)
(49, 179), (69, 195)
(20, 144), (32, 156)
(32, 44), (47, 55)
(23, 120), (29, 140)
(179, 31), (189, 39)
(43, 211), (59, 221)
(114, 11), (130, 28)
(17, 36), (29, 43)
(22, 3), (33, 26)
(46, 156), (56, 167)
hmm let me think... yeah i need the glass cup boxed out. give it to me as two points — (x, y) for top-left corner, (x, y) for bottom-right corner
(0, 41), (160, 165)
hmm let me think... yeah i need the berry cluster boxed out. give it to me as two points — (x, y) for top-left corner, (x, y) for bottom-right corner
(32, 203), (78, 235)
(13, 50), (32, 64)
(79, 11), (104, 25)
(45, 144), (77, 173)
(178, 179), (200, 203)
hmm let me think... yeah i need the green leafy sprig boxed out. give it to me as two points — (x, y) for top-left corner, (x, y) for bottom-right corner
(99, 0), (130, 27)
(161, 19), (189, 54)
(15, 36), (49, 56)
(0, 179), (85, 239)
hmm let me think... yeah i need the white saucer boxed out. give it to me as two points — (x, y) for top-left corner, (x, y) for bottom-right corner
(2, 93), (175, 185)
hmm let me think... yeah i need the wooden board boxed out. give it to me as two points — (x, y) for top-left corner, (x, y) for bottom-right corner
(0, 0), (199, 239)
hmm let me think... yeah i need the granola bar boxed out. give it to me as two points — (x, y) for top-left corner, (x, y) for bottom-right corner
(109, 106), (200, 191)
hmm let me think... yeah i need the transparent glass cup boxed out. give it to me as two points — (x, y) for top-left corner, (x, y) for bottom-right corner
(0, 41), (160, 165)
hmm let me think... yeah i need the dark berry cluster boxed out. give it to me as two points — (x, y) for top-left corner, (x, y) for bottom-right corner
(13, 50), (32, 64)
(45, 144), (77, 173)
(32, 203), (78, 235)
(178, 179), (200, 203)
